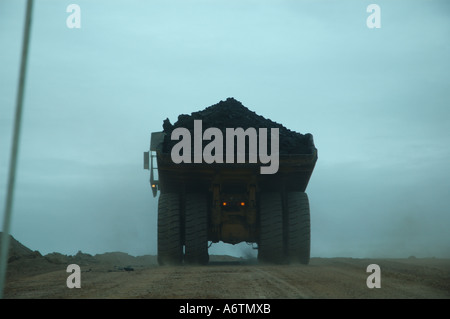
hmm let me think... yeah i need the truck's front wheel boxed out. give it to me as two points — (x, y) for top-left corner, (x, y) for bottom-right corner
(157, 193), (183, 265)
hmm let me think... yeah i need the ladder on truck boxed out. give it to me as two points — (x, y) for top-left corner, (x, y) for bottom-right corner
(144, 132), (164, 198)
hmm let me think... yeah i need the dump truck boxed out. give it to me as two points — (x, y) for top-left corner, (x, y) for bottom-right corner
(144, 99), (317, 265)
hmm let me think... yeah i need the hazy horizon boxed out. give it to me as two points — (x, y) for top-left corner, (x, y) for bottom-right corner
(1, 0), (449, 259)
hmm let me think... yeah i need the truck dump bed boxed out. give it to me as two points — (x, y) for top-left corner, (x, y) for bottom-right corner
(150, 133), (317, 195)
(146, 97), (317, 196)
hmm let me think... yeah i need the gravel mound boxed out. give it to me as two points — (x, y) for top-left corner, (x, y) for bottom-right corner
(161, 97), (314, 155)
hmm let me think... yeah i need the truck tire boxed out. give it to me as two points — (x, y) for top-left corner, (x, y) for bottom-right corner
(157, 193), (183, 265)
(258, 192), (285, 264)
(286, 192), (310, 264)
(184, 193), (209, 265)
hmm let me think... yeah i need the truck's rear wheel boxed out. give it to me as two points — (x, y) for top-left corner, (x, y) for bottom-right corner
(157, 193), (183, 265)
(258, 192), (285, 263)
(286, 192), (310, 264)
(184, 193), (209, 265)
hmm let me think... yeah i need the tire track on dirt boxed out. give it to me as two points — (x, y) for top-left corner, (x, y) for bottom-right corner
(251, 266), (312, 298)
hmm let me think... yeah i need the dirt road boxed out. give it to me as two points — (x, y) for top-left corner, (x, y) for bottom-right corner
(4, 256), (450, 299)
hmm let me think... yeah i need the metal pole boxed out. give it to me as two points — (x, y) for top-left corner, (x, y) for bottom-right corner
(0, 0), (34, 299)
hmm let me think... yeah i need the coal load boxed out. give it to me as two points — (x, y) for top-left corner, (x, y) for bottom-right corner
(161, 97), (313, 156)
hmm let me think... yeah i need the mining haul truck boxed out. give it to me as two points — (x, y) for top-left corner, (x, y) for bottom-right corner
(144, 100), (317, 265)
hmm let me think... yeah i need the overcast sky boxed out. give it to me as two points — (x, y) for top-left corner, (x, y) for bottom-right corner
(1, 0), (449, 258)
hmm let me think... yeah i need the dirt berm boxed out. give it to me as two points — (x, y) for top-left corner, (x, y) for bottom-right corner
(2, 234), (450, 299)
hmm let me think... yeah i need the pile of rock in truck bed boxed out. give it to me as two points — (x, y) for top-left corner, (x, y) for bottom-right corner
(161, 97), (313, 155)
